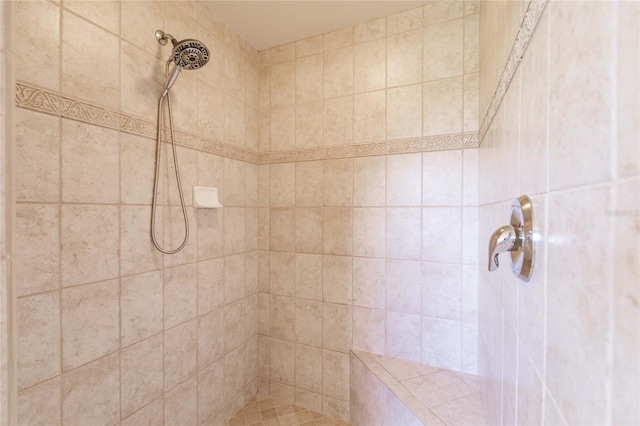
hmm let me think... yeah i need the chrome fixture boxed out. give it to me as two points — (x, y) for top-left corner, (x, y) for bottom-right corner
(151, 30), (210, 254)
(488, 195), (535, 281)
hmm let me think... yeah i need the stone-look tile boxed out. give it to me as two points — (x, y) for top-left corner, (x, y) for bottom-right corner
(323, 207), (353, 256)
(121, 206), (163, 276)
(198, 309), (224, 370)
(225, 50), (246, 102)
(386, 208), (422, 260)
(270, 251), (296, 297)
(324, 97), (356, 147)
(121, 0), (163, 55)
(120, 133), (157, 205)
(463, 73), (479, 133)
(387, 153), (422, 206)
(164, 263), (197, 329)
(247, 165), (259, 209)
(270, 295), (295, 341)
(14, 110), (60, 202)
(354, 39), (386, 93)
(271, 106), (296, 151)
(270, 163), (296, 207)
(323, 159), (353, 206)
(62, 354), (120, 426)
(295, 254), (323, 301)
(224, 207), (246, 255)
(423, 77), (463, 136)
(18, 377), (61, 426)
(269, 382), (295, 405)
(225, 299), (247, 352)
(198, 361), (225, 425)
(258, 293), (270, 336)
(387, 30), (423, 87)
(17, 292), (60, 391)
(197, 83), (225, 142)
(387, 84), (422, 139)
(270, 208), (295, 251)
(323, 350), (350, 401)
(353, 208), (385, 258)
(423, 150), (462, 206)
(270, 339), (295, 385)
(165, 376), (197, 426)
(378, 357), (440, 381)
(387, 7), (423, 35)
(122, 398), (164, 426)
(258, 251), (271, 293)
(423, 19), (463, 81)
(120, 41), (163, 121)
(323, 396), (350, 422)
(295, 345), (322, 393)
(224, 95), (246, 148)
(431, 392), (486, 425)
(355, 17), (386, 43)
(163, 206), (198, 267)
(403, 370), (474, 408)
(386, 259), (422, 315)
(384, 389), (423, 426)
(462, 149), (478, 207)
(225, 158), (246, 207)
(352, 307), (385, 354)
(272, 43), (296, 63)
(354, 156), (386, 207)
(423, 207), (461, 263)
(162, 145), (197, 207)
(198, 258), (224, 315)
(323, 303), (352, 353)
(324, 27), (354, 51)
(197, 208), (224, 260)
(324, 47), (354, 98)
(61, 280), (119, 370)
(62, 11), (120, 109)
(323, 255), (352, 304)
(295, 299), (323, 347)
(61, 205), (119, 287)
(464, 13), (480, 73)
(354, 91), (386, 143)
(121, 270), (163, 347)
(297, 35), (324, 58)
(295, 161), (323, 207)
(386, 311), (421, 362)
(15, 1), (60, 90)
(295, 208), (323, 253)
(164, 320), (197, 391)
(121, 334), (163, 419)
(422, 262), (462, 320)
(14, 204), (60, 297)
(271, 61), (296, 107)
(423, 1), (463, 26)
(353, 257), (385, 309)
(516, 349), (543, 426)
(422, 317), (462, 371)
(296, 55), (323, 103)
(295, 101), (323, 149)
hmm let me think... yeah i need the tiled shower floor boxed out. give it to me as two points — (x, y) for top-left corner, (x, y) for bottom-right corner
(228, 396), (350, 426)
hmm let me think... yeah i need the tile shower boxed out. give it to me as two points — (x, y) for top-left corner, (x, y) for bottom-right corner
(0, 1), (637, 426)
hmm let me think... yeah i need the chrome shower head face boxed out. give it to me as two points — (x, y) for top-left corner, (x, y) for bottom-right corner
(171, 39), (210, 70)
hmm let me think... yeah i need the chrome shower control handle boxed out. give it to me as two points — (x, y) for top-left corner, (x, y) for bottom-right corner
(487, 195), (535, 282)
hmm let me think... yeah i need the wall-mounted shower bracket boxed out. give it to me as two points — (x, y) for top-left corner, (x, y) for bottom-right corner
(487, 195), (535, 282)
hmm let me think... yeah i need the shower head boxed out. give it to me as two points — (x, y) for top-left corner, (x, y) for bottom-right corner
(156, 30), (210, 98)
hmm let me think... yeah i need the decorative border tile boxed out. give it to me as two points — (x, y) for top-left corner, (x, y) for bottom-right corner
(478, 0), (548, 145)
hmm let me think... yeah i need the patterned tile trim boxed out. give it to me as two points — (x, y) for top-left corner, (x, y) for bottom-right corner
(258, 133), (479, 164)
(478, 0), (548, 145)
(15, 81), (259, 164)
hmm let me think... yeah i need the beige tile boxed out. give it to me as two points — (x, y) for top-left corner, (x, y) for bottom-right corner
(198, 308), (224, 369)
(322, 303), (352, 353)
(120, 270), (163, 347)
(464, 13), (479, 74)
(322, 396), (350, 422)
(423, 19), (463, 81)
(225, 95), (246, 148)
(121, 334), (163, 418)
(259, 165), (270, 207)
(423, 1), (463, 26)
(296, 161), (324, 207)
(164, 263), (197, 328)
(14, 204), (59, 297)
(463, 73), (479, 132)
(120, 41), (163, 120)
(224, 253), (246, 303)
(18, 377), (60, 426)
(404, 370), (473, 408)
(352, 306), (385, 354)
(121, 1), (163, 55)
(323, 96), (354, 146)
(225, 158), (246, 206)
(197, 83), (225, 141)
(270, 295), (295, 341)
(271, 105), (296, 151)
(62, 353), (120, 425)
(198, 28), (225, 92)
(421, 317), (462, 370)
(423, 150), (462, 206)
(196, 208), (224, 260)
(322, 255), (352, 304)
(379, 357), (440, 381)
(324, 26), (353, 51)
(164, 320), (197, 390)
(163, 206), (197, 267)
(323, 207), (353, 256)
(296, 208), (323, 253)
(354, 38), (386, 93)
(387, 30), (423, 88)
(165, 376), (198, 425)
(295, 344), (322, 392)
(270, 163), (296, 207)
(224, 207), (246, 255)
(387, 7), (423, 35)
(386, 259), (422, 315)
(271, 61), (296, 107)
(295, 254), (323, 301)
(297, 35), (324, 58)
(270, 339), (295, 385)
(270, 208), (295, 251)
(17, 292), (60, 391)
(162, 145), (197, 207)
(354, 91), (386, 143)
(198, 361), (225, 424)
(270, 251), (296, 297)
(353, 208), (385, 258)
(120, 133), (156, 205)
(296, 55), (323, 103)
(387, 84), (422, 139)
(323, 159), (353, 206)
(14, 109), (60, 203)
(423, 262), (462, 321)
(62, 11), (119, 108)
(353, 257), (385, 309)
(355, 17), (386, 43)
(225, 299), (247, 351)
(386, 208), (421, 260)
(258, 209), (270, 251)
(386, 153), (422, 206)
(296, 101), (324, 149)
(121, 206), (163, 276)
(423, 207), (461, 263)
(423, 77), (463, 136)
(324, 47), (354, 98)
(225, 49), (246, 102)
(322, 350), (350, 401)
(353, 156), (386, 207)
(15, 1), (60, 91)
(122, 399), (164, 425)
(61, 280), (119, 370)
(295, 299), (323, 346)
(271, 43), (296, 64)
(198, 258), (224, 314)
(385, 311), (421, 362)
(258, 250), (270, 292)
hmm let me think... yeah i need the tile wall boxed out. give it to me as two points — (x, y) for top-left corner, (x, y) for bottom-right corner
(13, 1), (260, 424)
(478, 1), (639, 425)
(256, 3), (480, 421)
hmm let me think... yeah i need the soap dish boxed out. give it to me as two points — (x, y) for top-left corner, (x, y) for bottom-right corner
(193, 186), (223, 208)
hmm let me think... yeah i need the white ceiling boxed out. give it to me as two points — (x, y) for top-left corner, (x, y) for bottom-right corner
(202, 1), (430, 50)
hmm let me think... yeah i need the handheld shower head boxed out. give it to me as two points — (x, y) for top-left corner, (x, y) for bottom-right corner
(156, 30), (210, 98)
